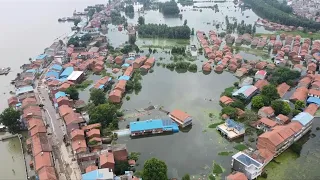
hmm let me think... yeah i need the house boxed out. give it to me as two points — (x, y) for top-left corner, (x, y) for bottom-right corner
(254, 80), (269, 91)
(231, 152), (263, 180)
(124, 66), (134, 77)
(133, 56), (147, 69)
(58, 105), (73, 118)
(277, 83), (290, 98)
(292, 112), (314, 129)
(112, 144), (128, 161)
(57, 96), (71, 107)
(38, 166), (58, 180)
(235, 68), (248, 77)
(59, 82), (71, 92)
(256, 118), (277, 131)
(255, 61), (267, 70)
(258, 106), (275, 118)
(7, 96), (19, 108)
(304, 103), (318, 116)
(109, 90), (122, 103)
(99, 152), (115, 170)
(307, 62), (317, 72)
(22, 97), (38, 109)
(114, 80), (126, 93)
(169, 109), (192, 128)
(220, 96), (234, 105)
(232, 85), (258, 100)
(64, 112), (83, 133)
(298, 77), (312, 88)
(92, 76), (112, 90)
(82, 168), (113, 180)
(85, 165), (98, 173)
(226, 172), (248, 180)
(34, 152), (54, 172)
(67, 71), (84, 83)
(257, 122), (303, 156)
(254, 70), (267, 80)
(86, 129), (100, 139)
(216, 119), (245, 140)
(275, 114), (290, 125)
(71, 130), (87, 154)
(290, 87), (308, 102)
(144, 57), (155, 67)
(202, 63), (212, 72)
(308, 89), (320, 98)
(32, 133), (52, 156)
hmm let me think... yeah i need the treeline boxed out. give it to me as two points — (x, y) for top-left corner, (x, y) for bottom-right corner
(262, 0), (292, 14)
(226, 17), (256, 35)
(244, 0), (320, 30)
(138, 24), (191, 39)
(159, 0), (180, 16)
(171, 47), (186, 54)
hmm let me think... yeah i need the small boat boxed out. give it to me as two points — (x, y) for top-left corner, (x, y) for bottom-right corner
(0, 67), (11, 75)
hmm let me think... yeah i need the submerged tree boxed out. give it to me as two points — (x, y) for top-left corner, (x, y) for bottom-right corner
(0, 108), (21, 134)
(142, 158), (168, 180)
(90, 89), (106, 106)
(65, 86), (79, 100)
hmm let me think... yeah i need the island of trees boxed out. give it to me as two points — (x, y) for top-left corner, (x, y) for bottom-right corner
(244, 0), (320, 30)
(138, 24), (191, 39)
(159, 0), (180, 16)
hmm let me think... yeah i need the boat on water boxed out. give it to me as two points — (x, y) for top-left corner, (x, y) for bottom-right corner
(58, 17), (67, 22)
(0, 67), (11, 75)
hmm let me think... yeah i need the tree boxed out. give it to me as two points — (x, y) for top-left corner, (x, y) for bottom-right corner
(184, 19), (187, 26)
(142, 158), (168, 180)
(292, 109), (301, 116)
(191, 28), (194, 35)
(230, 99), (245, 110)
(129, 36), (136, 45)
(240, 110), (258, 126)
(251, 95), (265, 109)
(271, 100), (291, 115)
(159, 0), (180, 16)
(182, 174), (191, 180)
(148, 47), (152, 54)
(90, 89), (106, 106)
(125, 5), (134, 14)
(270, 67), (300, 85)
(261, 85), (280, 101)
(65, 86), (79, 100)
(0, 108), (21, 134)
(138, 16), (145, 25)
(114, 161), (130, 175)
(89, 103), (117, 127)
(221, 106), (237, 119)
(74, 18), (81, 26)
(295, 100), (305, 110)
(138, 24), (191, 39)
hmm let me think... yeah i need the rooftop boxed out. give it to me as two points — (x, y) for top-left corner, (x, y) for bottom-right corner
(170, 109), (191, 122)
(60, 67), (74, 78)
(55, 91), (66, 100)
(15, 86), (34, 95)
(232, 85), (257, 98)
(82, 168), (114, 180)
(130, 119), (179, 133)
(292, 112), (314, 126)
(67, 71), (84, 81)
(233, 152), (263, 169)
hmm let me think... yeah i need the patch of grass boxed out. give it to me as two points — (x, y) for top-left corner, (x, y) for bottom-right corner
(232, 46), (270, 60)
(218, 151), (233, 156)
(212, 162), (223, 174)
(208, 121), (224, 128)
(75, 80), (93, 90)
(233, 144), (248, 151)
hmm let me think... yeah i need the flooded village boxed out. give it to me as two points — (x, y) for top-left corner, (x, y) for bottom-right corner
(0, 0), (320, 180)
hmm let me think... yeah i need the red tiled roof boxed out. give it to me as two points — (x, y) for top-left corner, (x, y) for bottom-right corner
(81, 123), (101, 131)
(86, 129), (100, 138)
(32, 133), (52, 156)
(304, 104), (318, 116)
(290, 87), (308, 101)
(38, 166), (57, 180)
(259, 106), (274, 115)
(170, 109), (191, 122)
(277, 83), (290, 97)
(85, 165), (98, 173)
(226, 172), (248, 180)
(259, 117), (277, 127)
(34, 152), (53, 172)
(58, 105), (73, 117)
(100, 152), (115, 166)
(254, 80), (269, 90)
(219, 96), (234, 105)
(309, 89), (320, 97)
(70, 129), (84, 140)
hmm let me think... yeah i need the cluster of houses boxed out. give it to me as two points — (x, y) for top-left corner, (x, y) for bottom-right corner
(288, 0), (320, 22)
(107, 55), (155, 103)
(255, 18), (307, 31)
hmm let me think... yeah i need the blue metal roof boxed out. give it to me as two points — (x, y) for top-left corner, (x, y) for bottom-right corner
(26, 69), (36, 73)
(60, 67), (74, 78)
(130, 119), (179, 133)
(292, 112), (314, 126)
(16, 86), (34, 95)
(232, 85), (257, 98)
(35, 54), (47, 60)
(234, 152), (262, 168)
(50, 64), (63, 71)
(82, 169), (114, 180)
(46, 71), (59, 79)
(118, 75), (130, 81)
(121, 63), (130, 67)
(307, 97), (320, 106)
(55, 91), (66, 99)
(98, 84), (104, 89)
(226, 119), (244, 131)
(126, 57), (135, 61)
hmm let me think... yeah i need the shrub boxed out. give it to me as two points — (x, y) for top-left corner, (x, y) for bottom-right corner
(126, 96), (131, 101)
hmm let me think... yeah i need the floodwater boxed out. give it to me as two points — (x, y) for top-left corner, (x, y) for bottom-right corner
(0, 0), (106, 178)
(0, 133), (26, 180)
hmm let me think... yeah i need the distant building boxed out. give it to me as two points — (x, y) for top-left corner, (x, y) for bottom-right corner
(232, 85), (258, 100)
(256, 118), (277, 132)
(129, 119), (179, 137)
(254, 70), (267, 80)
(258, 106), (275, 118)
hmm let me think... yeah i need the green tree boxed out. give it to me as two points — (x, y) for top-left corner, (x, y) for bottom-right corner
(148, 47), (152, 54)
(240, 110), (258, 126)
(271, 100), (291, 115)
(138, 16), (145, 25)
(114, 161), (130, 175)
(90, 89), (106, 106)
(184, 19), (187, 26)
(270, 67), (300, 85)
(261, 85), (280, 101)
(89, 103), (117, 127)
(129, 36), (136, 45)
(142, 158), (168, 180)
(65, 86), (79, 100)
(73, 18), (81, 26)
(292, 109), (301, 116)
(0, 108), (21, 134)
(191, 28), (194, 35)
(221, 106), (237, 119)
(182, 174), (191, 180)
(251, 95), (265, 109)
(159, 0), (180, 16)
(230, 99), (245, 110)
(295, 100), (305, 110)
